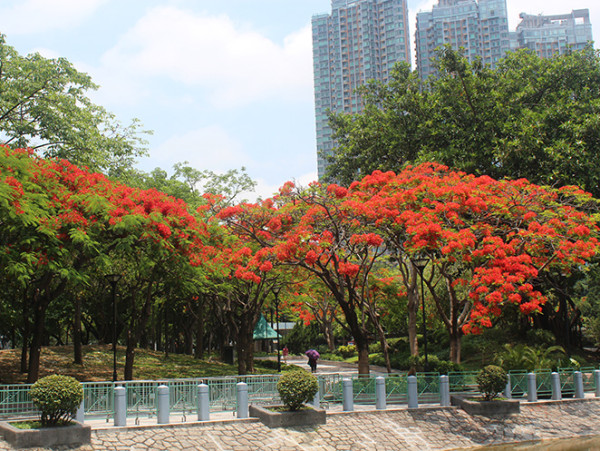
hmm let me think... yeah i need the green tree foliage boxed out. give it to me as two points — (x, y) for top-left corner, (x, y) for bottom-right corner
(327, 46), (600, 197)
(126, 163), (257, 209)
(0, 35), (149, 177)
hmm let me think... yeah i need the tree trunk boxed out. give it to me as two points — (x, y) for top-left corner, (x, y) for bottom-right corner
(375, 323), (391, 373)
(73, 296), (83, 364)
(124, 282), (154, 380)
(449, 329), (462, 363)
(164, 305), (169, 358)
(407, 290), (419, 357)
(323, 320), (335, 352)
(236, 320), (255, 375)
(356, 340), (370, 376)
(20, 340), (28, 374)
(27, 303), (46, 383)
(236, 334), (248, 375)
(124, 329), (135, 381)
(20, 290), (30, 373)
(20, 325), (29, 374)
(183, 316), (194, 355)
(194, 313), (204, 359)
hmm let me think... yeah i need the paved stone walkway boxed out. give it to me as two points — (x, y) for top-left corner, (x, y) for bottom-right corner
(2, 398), (600, 450)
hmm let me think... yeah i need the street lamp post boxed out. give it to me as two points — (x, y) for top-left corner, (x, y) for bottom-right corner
(412, 258), (429, 372)
(105, 274), (121, 382)
(272, 286), (281, 372)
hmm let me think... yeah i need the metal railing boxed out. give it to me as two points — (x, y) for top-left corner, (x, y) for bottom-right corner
(1, 367), (597, 420)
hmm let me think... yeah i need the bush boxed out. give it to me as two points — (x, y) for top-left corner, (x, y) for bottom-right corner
(476, 365), (507, 401)
(277, 369), (318, 411)
(337, 344), (356, 358)
(29, 375), (83, 426)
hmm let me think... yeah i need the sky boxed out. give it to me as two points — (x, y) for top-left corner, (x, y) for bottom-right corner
(0, 0), (598, 200)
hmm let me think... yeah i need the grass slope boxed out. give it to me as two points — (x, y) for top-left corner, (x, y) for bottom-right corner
(0, 345), (270, 384)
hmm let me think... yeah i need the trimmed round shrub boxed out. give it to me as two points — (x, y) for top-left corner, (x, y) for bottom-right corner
(29, 375), (83, 426)
(277, 369), (318, 411)
(477, 365), (507, 401)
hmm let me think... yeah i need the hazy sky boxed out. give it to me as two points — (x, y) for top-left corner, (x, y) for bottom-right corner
(1, 0), (598, 200)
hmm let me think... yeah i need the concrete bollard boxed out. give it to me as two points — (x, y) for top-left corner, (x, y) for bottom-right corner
(312, 389), (321, 409)
(114, 385), (127, 426)
(75, 399), (85, 423)
(157, 385), (170, 424)
(440, 375), (450, 407)
(342, 378), (354, 412)
(574, 371), (585, 399)
(595, 370), (600, 398)
(197, 383), (210, 421)
(551, 372), (562, 401)
(527, 372), (537, 402)
(504, 376), (512, 399)
(237, 382), (248, 419)
(376, 377), (386, 410)
(408, 375), (418, 409)
(76, 384), (85, 423)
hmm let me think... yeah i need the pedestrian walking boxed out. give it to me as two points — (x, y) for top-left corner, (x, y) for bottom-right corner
(305, 349), (320, 373)
(282, 346), (289, 364)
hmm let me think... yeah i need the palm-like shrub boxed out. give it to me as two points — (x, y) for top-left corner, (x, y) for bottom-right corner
(477, 365), (507, 401)
(29, 375), (83, 426)
(494, 343), (566, 371)
(277, 369), (318, 411)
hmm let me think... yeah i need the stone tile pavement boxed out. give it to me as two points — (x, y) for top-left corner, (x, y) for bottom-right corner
(2, 399), (600, 450)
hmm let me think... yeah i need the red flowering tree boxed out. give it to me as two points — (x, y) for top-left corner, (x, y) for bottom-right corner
(0, 147), (213, 380)
(288, 280), (340, 352)
(347, 163), (600, 362)
(213, 199), (285, 374)
(0, 148), (114, 381)
(229, 183), (390, 375)
(97, 182), (213, 380)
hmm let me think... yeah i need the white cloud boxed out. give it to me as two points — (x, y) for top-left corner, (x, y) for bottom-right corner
(0, 0), (107, 35)
(100, 6), (314, 108)
(149, 126), (249, 173)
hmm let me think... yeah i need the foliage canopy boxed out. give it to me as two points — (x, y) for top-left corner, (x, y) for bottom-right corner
(326, 46), (600, 198)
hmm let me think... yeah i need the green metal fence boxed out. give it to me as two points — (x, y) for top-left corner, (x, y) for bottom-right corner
(416, 372), (441, 404)
(1, 367), (597, 420)
(0, 384), (36, 418)
(384, 374), (408, 404)
(534, 371), (553, 399)
(448, 371), (479, 395)
(508, 371), (529, 399)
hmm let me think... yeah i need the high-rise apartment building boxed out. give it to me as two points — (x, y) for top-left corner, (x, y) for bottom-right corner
(415, 0), (510, 80)
(515, 9), (593, 58)
(312, 0), (411, 179)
